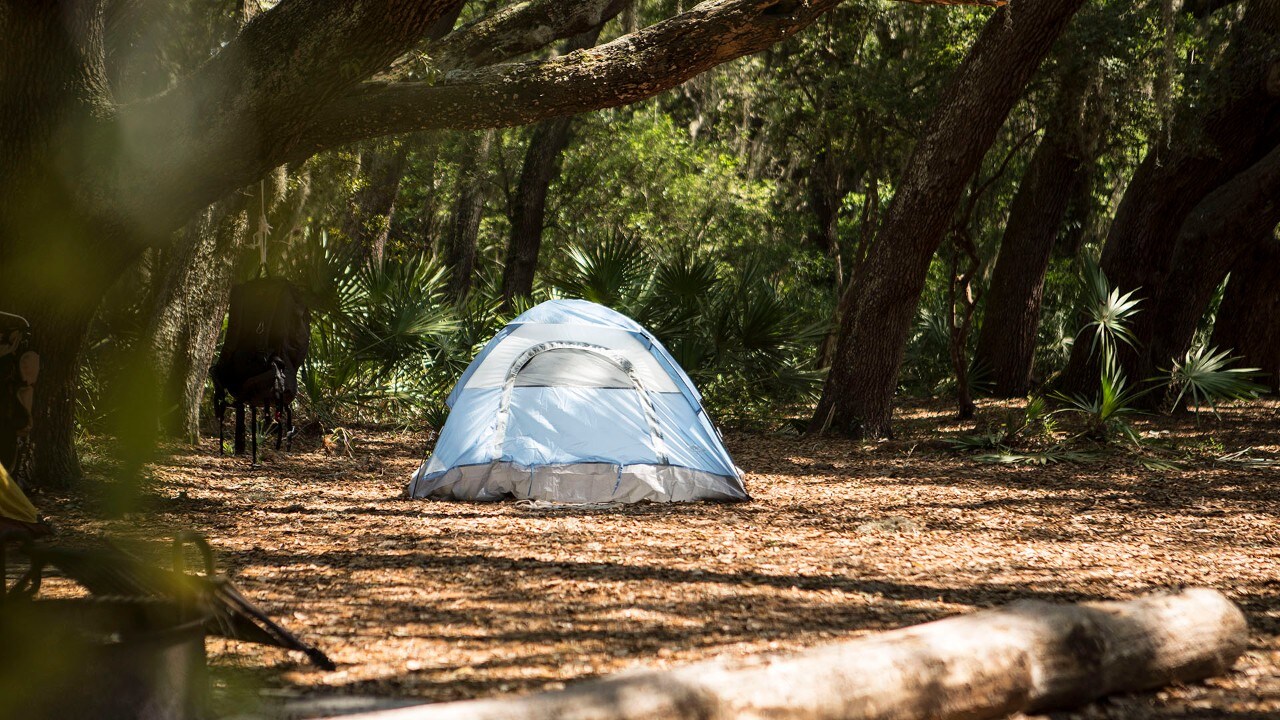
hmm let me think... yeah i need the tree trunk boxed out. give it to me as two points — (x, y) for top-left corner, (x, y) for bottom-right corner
(337, 589), (1246, 720)
(444, 130), (495, 300)
(809, 0), (1086, 438)
(1211, 235), (1280, 394)
(24, 308), (97, 488)
(411, 139), (446, 259)
(344, 144), (411, 265)
(501, 27), (605, 308)
(973, 81), (1095, 397)
(1057, 1), (1280, 391)
(947, 231), (981, 419)
(1144, 141), (1280, 380)
(808, 149), (851, 371)
(146, 198), (249, 443)
(500, 117), (574, 307)
(0, 4), (128, 487)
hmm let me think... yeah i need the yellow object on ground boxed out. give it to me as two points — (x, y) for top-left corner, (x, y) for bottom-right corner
(0, 461), (38, 524)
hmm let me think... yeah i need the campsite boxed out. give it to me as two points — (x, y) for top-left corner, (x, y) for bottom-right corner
(35, 402), (1280, 718)
(2, 0), (1279, 718)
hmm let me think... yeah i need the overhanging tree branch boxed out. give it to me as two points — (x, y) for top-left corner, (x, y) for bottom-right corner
(300, 0), (1005, 156)
(427, 0), (1001, 73)
(119, 0), (1003, 238)
(295, 0), (846, 157)
(114, 0), (467, 235)
(431, 0), (633, 71)
(174, 0), (466, 119)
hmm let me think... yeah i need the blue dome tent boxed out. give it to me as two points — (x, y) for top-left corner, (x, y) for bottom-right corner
(407, 299), (748, 503)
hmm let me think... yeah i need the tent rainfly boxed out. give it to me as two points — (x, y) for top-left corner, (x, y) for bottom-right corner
(407, 299), (748, 503)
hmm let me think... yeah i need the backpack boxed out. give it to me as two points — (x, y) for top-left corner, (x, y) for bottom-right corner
(0, 315), (35, 484)
(211, 278), (309, 462)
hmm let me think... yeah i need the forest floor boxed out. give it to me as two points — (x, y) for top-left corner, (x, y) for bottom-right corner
(30, 398), (1280, 719)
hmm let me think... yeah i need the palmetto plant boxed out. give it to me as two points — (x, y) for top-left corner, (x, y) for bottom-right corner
(1051, 368), (1149, 444)
(550, 237), (824, 425)
(902, 299), (954, 394)
(1166, 346), (1263, 420)
(336, 255), (458, 375)
(552, 232), (652, 308)
(1039, 261), (1149, 444)
(288, 235), (461, 426)
(1080, 258), (1141, 376)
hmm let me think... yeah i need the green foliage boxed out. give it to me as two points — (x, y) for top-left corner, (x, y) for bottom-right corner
(1047, 263), (1149, 445)
(1166, 346), (1264, 419)
(286, 231), (461, 427)
(553, 110), (777, 259)
(552, 233), (653, 308)
(973, 449), (1100, 465)
(1080, 258), (1142, 375)
(1050, 368), (1148, 445)
(548, 236), (825, 426)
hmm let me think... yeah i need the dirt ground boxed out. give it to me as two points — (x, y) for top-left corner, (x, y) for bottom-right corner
(29, 399), (1280, 719)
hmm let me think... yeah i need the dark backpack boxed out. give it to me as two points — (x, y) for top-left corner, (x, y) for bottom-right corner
(0, 316), (35, 481)
(211, 278), (309, 460)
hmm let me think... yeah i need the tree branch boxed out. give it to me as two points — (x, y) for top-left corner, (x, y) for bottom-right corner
(117, 0), (1002, 238)
(430, 0), (632, 71)
(299, 0), (1004, 158)
(114, 0), (466, 235)
(294, 0), (829, 157)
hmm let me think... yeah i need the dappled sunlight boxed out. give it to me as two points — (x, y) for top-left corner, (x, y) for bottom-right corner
(26, 401), (1278, 717)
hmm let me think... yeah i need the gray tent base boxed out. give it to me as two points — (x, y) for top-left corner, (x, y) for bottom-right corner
(407, 462), (749, 504)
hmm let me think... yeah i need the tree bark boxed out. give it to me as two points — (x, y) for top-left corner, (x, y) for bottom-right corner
(345, 144), (412, 265)
(1211, 234), (1280, 394)
(500, 27), (606, 308)
(444, 130), (495, 300)
(1145, 141), (1280, 380)
(335, 589), (1246, 720)
(500, 117), (573, 306)
(0, 3), (120, 486)
(1057, 1), (1280, 391)
(808, 149), (852, 370)
(430, 0), (628, 72)
(973, 80), (1096, 397)
(146, 197), (250, 444)
(809, 0), (1085, 438)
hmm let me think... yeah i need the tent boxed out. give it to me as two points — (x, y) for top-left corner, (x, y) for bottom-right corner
(407, 299), (748, 503)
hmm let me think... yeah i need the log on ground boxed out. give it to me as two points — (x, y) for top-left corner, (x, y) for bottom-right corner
(335, 588), (1248, 720)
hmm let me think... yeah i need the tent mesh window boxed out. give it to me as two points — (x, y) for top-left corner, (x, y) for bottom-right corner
(512, 348), (634, 389)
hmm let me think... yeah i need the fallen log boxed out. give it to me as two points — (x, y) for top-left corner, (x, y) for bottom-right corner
(338, 588), (1247, 720)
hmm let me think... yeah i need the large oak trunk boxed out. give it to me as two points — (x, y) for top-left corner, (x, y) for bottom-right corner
(146, 199), (249, 443)
(973, 77), (1096, 397)
(0, 4), (127, 486)
(1144, 143), (1280, 384)
(809, 0), (1085, 437)
(1058, 1), (1280, 391)
(1212, 238), (1280, 394)
(336, 589), (1247, 720)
